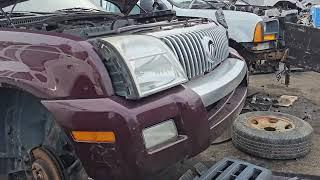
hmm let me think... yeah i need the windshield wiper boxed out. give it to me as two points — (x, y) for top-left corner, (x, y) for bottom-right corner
(56, 7), (104, 13)
(0, 11), (54, 18)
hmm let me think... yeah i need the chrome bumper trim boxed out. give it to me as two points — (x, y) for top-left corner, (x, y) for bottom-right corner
(184, 58), (247, 107)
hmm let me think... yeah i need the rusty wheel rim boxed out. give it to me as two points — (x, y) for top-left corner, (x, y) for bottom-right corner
(248, 116), (295, 132)
(32, 160), (51, 180)
(31, 148), (64, 180)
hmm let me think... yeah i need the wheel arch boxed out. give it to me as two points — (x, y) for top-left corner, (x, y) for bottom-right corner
(229, 39), (249, 58)
(0, 87), (79, 179)
(229, 39), (243, 51)
(0, 79), (51, 99)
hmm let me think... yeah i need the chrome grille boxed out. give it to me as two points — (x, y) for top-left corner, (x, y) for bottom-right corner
(149, 24), (229, 79)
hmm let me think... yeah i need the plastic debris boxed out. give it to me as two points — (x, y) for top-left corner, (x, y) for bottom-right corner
(276, 95), (298, 107)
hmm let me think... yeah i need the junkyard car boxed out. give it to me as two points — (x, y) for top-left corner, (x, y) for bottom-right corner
(234, 0), (309, 10)
(0, 0), (248, 179)
(130, 0), (285, 72)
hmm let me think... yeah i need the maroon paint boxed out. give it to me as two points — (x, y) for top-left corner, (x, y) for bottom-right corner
(0, 29), (113, 99)
(43, 81), (247, 179)
(0, 28), (248, 179)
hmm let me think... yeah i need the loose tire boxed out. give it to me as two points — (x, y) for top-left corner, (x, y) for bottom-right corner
(232, 111), (313, 159)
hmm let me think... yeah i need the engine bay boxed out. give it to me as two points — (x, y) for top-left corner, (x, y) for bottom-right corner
(0, 10), (213, 39)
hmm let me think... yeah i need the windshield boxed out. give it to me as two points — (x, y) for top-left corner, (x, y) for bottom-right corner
(3, 0), (105, 13)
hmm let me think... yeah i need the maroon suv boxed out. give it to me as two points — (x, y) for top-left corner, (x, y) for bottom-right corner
(0, 0), (247, 179)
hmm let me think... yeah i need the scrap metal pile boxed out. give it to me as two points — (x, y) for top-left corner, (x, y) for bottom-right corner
(205, 0), (320, 74)
(220, 0), (320, 30)
(227, 0), (320, 76)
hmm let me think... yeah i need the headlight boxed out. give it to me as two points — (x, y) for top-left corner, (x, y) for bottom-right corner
(98, 35), (188, 99)
(263, 19), (279, 41)
(254, 21), (278, 42)
(142, 120), (178, 149)
(215, 8), (228, 29)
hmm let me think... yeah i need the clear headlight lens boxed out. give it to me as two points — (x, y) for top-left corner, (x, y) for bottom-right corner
(263, 19), (279, 41)
(130, 51), (184, 95)
(99, 35), (188, 99)
(142, 120), (178, 149)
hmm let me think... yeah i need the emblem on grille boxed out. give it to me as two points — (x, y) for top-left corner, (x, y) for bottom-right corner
(201, 36), (218, 63)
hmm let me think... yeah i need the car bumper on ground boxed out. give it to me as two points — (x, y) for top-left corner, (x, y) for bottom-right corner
(42, 58), (248, 180)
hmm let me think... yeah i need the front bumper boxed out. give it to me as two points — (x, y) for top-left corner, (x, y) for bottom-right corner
(241, 41), (287, 62)
(42, 58), (248, 180)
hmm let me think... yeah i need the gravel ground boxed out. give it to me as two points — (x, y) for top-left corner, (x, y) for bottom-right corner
(152, 71), (320, 180)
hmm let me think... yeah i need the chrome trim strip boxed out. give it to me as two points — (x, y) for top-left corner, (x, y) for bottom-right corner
(184, 58), (247, 107)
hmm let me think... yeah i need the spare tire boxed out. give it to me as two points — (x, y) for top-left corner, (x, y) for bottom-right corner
(232, 111), (313, 159)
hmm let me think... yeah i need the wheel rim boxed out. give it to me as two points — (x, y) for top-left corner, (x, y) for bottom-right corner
(31, 148), (64, 180)
(32, 160), (51, 180)
(248, 116), (295, 132)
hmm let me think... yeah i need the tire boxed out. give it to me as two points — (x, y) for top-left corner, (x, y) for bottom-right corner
(231, 111), (313, 159)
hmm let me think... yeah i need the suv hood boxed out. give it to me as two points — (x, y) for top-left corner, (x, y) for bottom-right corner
(0, 0), (138, 14)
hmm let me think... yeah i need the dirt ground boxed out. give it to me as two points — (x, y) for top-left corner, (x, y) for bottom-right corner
(153, 71), (320, 180)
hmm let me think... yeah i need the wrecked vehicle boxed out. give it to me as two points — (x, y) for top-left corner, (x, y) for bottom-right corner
(133, 0), (285, 72)
(234, 0), (308, 11)
(283, 8), (320, 72)
(245, 0), (320, 73)
(226, 0), (307, 20)
(0, 0), (248, 179)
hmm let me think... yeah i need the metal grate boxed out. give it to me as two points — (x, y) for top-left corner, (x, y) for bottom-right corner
(193, 158), (272, 180)
(152, 24), (229, 79)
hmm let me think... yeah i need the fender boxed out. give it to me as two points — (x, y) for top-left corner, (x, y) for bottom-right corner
(0, 29), (114, 99)
(223, 10), (262, 43)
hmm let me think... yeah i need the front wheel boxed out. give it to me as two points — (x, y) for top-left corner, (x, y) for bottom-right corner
(0, 89), (87, 180)
(30, 148), (65, 180)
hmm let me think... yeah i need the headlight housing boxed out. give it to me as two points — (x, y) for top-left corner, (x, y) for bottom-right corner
(254, 20), (279, 42)
(98, 35), (187, 99)
(142, 120), (178, 149)
(215, 8), (228, 29)
(263, 19), (279, 41)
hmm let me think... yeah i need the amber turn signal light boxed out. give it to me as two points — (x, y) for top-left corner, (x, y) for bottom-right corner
(253, 23), (264, 43)
(71, 131), (116, 143)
